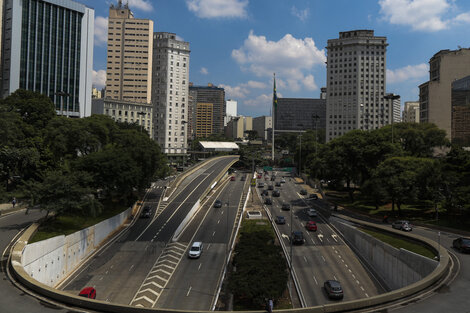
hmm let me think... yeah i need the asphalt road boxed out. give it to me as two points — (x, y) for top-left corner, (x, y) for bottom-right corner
(61, 156), (238, 307)
(155, 172), (246, 310)
(258, 172), (382, 307)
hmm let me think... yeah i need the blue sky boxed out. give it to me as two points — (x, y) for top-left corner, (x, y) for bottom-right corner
(81, 0), (470, 117)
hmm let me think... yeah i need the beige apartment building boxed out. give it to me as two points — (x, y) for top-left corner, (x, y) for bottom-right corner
(419, 48), (470, 138)
(402, 101), (420, 123)
(196, 103), (213, 138)
(106, 1), (153, 104)
(225, 116), (253, 140)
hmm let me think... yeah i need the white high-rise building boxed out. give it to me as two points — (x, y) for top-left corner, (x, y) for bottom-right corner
(326, 30), (388, 141)
(1, 0), (94, 117)
(224, 99), (237, 126)
(152, 32), (190, 154)
(403, 101), (420, 123)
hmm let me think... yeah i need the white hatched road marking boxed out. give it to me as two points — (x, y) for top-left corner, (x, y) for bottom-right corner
(129, 242), (188, 307)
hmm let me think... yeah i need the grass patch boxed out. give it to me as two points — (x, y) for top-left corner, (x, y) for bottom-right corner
(360, 227), (436, 259)
(30, 203), (129, 243)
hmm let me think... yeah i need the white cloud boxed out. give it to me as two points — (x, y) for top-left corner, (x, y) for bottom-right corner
(387, 63), (429, 84)
(186, 0), (248, 19)
(93, 70), (107, 89)
(94, 16), (108, 46)
(291, 6), (309, 22)
(302, 75), (317, 90)
(232, 31), (325, 92)
(219, 84), (250, 99)
(245, 80), (267, 89)
(379, 0), (470, 31)
(126, 0), (153, 11)
(244, 94), (272, 107)
(200, 67), (209, 75)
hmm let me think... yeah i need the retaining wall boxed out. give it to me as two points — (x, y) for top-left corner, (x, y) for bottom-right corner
(22, 207), (131, 287)
(331, 219), (438, 290)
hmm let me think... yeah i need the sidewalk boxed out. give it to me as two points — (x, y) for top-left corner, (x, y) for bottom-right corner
(0, 202), (26, 215)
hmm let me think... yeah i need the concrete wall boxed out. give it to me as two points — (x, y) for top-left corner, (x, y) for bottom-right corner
(22, 207), (131, 287)
(332, 219), (438, 290)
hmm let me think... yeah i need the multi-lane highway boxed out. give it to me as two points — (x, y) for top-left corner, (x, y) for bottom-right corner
(61, 156), (238, 307)
(256, 172), (383, 307)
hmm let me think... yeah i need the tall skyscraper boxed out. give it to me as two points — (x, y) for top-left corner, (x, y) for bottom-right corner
(451, 75), (470, 145)
(224, 99), (237, 126)
(402, 101), (420, 123)
(190, 83), (225, 136)
(1, 0), (94, 117)
(106, 1), (153, 104)
(419, 48), (470, 138)
(195, 102), (213, 138)
(275, 98), (326, 132)
(152, 32), (190, 154)
(326, 30), (388, 141)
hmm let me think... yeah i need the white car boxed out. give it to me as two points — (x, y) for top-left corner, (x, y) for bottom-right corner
(307, 208), (318, 217)
(188, 241), (203, 258)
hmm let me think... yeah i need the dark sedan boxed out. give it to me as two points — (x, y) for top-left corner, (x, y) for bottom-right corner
(324, 280), (343, 299)
(453, 237), (470, 253)
(275, 216), (286, 224)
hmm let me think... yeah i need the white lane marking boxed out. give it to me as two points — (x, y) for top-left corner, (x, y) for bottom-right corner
(326, 238), (330, 243)
(356, 280), (360, 285)
(129, 264), (134, 271)
(110, 265), (114, 269)
(311, 237), (315, 244)
(198, 263), (202, 271)
(365, 293), (369, 298)
(321, 255), (326, 262)
(318, 234), (324, 243)
(345, 264), (348, 268)
(212, 231), (216, 236)
(360, 286), (365, 291)
(221, 210), (224, 215)
(341, 259), (345, 263)
(303, 256), (308, 263)
(352, 274), (356, 279)
(99, 277), (103, 281)
(282, 233), (290, 240)
(331, 234), (339, 242)
(217, 219), (220, 224)
(105, 271), (108, 274)
(333, 275), (338, 280)
(348, 269), (352, 273)
(186, 286), (192, 297)
(313, 275), (318, 285)
(320, 229), (324, 234)
(207, 243), (211, 250)
(334, 250), (338, 254)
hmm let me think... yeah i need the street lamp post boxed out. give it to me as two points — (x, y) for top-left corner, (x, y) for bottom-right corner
(137, 111), (146, 133)
(298, 134), (302, 178)
(383, 94), (400, 144)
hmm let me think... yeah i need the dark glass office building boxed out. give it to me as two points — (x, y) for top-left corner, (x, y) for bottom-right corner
(451, 76), (470, 145)
(1, 0), (94, 117)
(274, 98), (326, 132)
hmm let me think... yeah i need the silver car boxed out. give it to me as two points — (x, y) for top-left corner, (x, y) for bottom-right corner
(392, 220), (412, 231)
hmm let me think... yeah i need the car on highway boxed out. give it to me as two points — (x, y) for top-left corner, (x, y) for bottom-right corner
(268, 184), (274, 190)
(300, 189), (307, 195)
(188, 241), (203, 258)
(291, 231), (305, 245)
(79, 287), (96, 299)
(306, 208), (318, 217)
(230, 176), (236, 181)
(392, 220), (412, 231)
(214, 200), (223, 208)
(275, 216), (286, 224)
(280, 178), (286, 183)
(241, 175), (246, 181)
(453, 237), (470, 253)
(257, 174), (262, 179)
(265, 197), (273, 205)
(261, 189), (269, 196)
(324, 280), (343, 299)
(275, 181), (281, 187)
(309, 193), (319, 200)
(140, 206), (152, 218)
(305, 221), (317, 231)
(281, 203), (291, 211)
(272, 190), (280, 197)
(258, 182), (265, 188)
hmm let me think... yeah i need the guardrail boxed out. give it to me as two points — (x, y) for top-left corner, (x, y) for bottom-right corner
(8, 169), (451, 313)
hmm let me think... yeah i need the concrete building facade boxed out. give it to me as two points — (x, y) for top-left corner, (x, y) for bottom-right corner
(152, 32), (190, 154)
(190, 84), (225, 136)
(195, 102), (213, 138)
(224, 99), (237, 126)
(451, 75), (470, 145)
(326, 30), (388, 141)
(419, 48), (470, 138)
(402, 101), (420, 123)
(253, 116), (272, 141)
(225, 116), (252, 140)
(1, 0), (94, 117)
(275, 98), (326, 132)
(105, 1), (153, 104)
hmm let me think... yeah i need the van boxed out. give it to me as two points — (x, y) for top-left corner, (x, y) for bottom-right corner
(188, 242), (203, 258)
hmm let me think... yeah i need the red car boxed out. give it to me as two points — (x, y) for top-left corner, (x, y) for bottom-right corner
(305, 221), (317, 231)
(79, 287), (96, 299)
(257, 174), (262, 179)
(230, 176), (236, 181)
